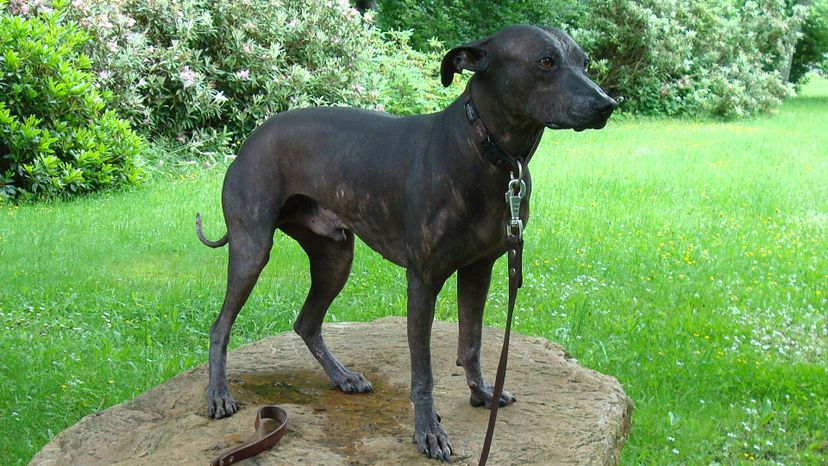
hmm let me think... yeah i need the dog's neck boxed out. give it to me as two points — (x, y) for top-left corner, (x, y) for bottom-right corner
(465, 78), (545, 169)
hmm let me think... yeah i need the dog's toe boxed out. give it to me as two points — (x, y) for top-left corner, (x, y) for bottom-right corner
(207, 387), (238, 418)
(332, 371), (373, 393)
(414, 427), (452, 462)
(469, 384), (517, 409)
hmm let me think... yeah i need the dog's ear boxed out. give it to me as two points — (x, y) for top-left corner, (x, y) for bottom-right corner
(440, 37), (491, 87)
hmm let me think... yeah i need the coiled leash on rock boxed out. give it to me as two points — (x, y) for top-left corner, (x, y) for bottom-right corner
(478, 162), (526, 466)
(210, 405), (288, 466)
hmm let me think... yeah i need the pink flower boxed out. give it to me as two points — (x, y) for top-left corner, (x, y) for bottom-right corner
(107, 41), (119, 53)
(179, 66), (197, 88)
(235, 69), (250, 80)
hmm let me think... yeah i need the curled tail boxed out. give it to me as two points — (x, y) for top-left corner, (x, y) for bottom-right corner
(195, 212), (228, 248)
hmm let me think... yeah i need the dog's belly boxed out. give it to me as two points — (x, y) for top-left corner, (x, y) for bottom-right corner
(278, 193), (409, 266)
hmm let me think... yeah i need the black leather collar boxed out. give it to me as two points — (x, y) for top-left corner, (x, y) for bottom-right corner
(463, 89), (542, 171)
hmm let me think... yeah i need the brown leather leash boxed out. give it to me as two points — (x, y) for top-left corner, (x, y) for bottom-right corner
(210, 405), (288, 466)
(478, 163), (526, 466)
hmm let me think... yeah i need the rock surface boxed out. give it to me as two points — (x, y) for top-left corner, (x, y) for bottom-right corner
(32, 317), (632, 465)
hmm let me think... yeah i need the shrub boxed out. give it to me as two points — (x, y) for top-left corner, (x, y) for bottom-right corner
(0, 0), (144, 200)
(791, 0), (828, 84)
(61, 0), (387, 151)
(39, 0), (471, 156)
(357, 31), (465, 116)
(376, 0), (585, 51)
(574, 0), (808, 118)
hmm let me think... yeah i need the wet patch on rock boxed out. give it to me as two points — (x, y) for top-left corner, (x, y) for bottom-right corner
(234, 369), (413, 458)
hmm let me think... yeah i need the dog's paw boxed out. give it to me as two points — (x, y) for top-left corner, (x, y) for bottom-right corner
(413, 424), (453, 462)
(207, 386), (238, 419)
(331, 370), (373, 393)
(469, 384), (517, 409)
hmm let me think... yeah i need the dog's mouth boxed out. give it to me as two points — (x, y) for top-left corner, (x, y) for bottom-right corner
(545, 119), (608, 132)
(547, 103), (615, 132)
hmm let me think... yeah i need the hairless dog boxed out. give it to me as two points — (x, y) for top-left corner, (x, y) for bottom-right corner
(196, 24), (615, 461)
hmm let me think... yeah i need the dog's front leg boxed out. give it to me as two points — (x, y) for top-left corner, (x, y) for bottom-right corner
(457, 256), (517, 408)
(406, 269), (452, 461)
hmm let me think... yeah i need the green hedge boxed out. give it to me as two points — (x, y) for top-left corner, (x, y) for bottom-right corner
(0, 0), (144, 200)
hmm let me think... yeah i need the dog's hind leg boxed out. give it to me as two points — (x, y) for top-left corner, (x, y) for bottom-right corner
(282, 223), (373, 393)
(207, 222), (275, 418)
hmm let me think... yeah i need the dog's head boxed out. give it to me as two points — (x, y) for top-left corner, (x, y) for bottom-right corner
(441, 25), (616, 131)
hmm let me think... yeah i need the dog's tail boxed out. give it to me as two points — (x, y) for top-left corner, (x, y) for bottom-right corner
(195, 212), (228, 248)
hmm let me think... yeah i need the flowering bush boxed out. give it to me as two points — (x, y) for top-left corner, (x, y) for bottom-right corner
(51, 0), (386, 151)
(573, 0), (809, 118)
(0, 0), (144, 200)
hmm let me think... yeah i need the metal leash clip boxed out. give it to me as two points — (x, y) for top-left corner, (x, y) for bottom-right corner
(505, 161), (526, 239)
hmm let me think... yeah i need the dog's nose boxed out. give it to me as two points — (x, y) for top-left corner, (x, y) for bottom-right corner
(591, 96), (617, 113)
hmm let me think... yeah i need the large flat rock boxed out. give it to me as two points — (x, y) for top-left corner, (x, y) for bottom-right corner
(32, 317), (632, 465)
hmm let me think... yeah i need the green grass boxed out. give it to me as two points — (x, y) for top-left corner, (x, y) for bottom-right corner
(2, 79), (827, 464)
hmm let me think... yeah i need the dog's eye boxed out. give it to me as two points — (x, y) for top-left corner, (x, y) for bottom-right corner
(539, 57), (554, 70)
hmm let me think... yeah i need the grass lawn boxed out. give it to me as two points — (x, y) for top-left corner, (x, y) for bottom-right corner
(2, 79), (827, 465)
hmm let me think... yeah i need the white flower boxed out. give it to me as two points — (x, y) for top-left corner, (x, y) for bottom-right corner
(179, 66), (197, 88)
(214, 91), (228, 103)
